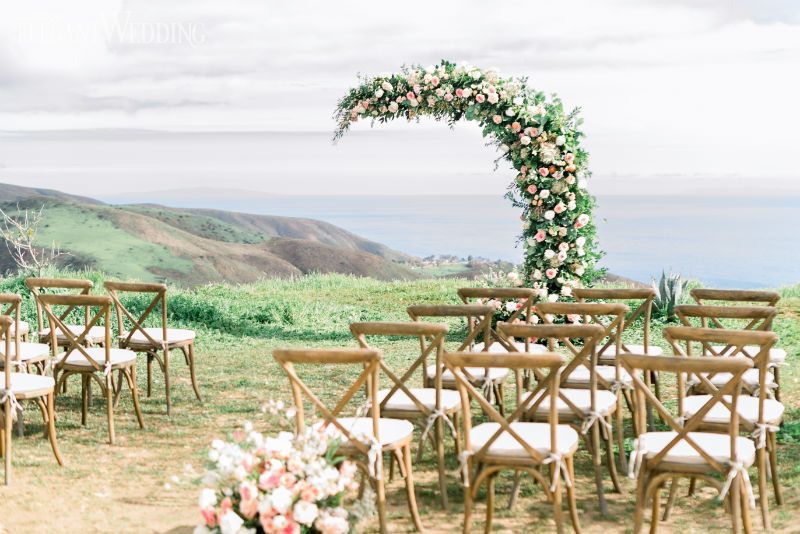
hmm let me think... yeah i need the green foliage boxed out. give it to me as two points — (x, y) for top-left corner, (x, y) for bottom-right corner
(651, 270), (690, 321)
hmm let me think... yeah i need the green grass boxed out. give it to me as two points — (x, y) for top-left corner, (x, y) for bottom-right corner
(119, 206), (269, 245)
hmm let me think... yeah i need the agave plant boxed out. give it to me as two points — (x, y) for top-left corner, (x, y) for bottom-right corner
(651, 270), (689, 320)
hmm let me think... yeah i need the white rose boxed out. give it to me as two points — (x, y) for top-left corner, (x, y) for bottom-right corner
(574, 265), (585, 276)
(519, 135), (531, 146)
(219, 511), (244, 534)
(561, 286), (572, 296)
(505, 108), (515, 117)
(487, 92), (499, 104)
(425, 64), (436, 73)
(527, 237), (536, 246)
(435, 88), (444, 97)
(533, 269), (542, 280)
(505, 301), (517, 313)
(499, 144), (509, 153)
(293, 500), (319, 526)
(567, 200), (576, 210)
(198, 488), (217, 509)
(539, 189), (550, 199)
(578, 179), (587, 189)
(462, 88), (472, 98)
(388, 102), (399, 113)
(575, 236), (586, 247)
(513, 97), (524, 106)
(381, 81), (392, 92)
(409, 99), (418, 107)
(548, 294), (559, 302)
(269, 486), (293, 514)
(544, 249), (556, 259)
(544, 211), (555, 220)
(470, 70), (482, 80)
(375, 89), (384, 98)
(556, 135), (566, 146)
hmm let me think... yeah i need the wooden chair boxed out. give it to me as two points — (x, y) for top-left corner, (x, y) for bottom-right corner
(406, 304), (511, 414)
(498, 322), (621, 516)
(621, 345), (757, 534)
(350, 320), (458, 509)
(104, 281), (201, 416)
(272, 348), (423, 534)
(40, 294), (144, 444)
(0, 294), (50, 376)
(663, 326), (782, 528)
(535, 302), (632, 469)
(457, 287), (541, 353)
(0, 315), (63, 485)
(445, 350), (581, 534)
(25, 278), (107, 348)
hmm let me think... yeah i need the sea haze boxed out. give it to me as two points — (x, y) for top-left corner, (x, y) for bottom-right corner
(99, 191), (799, 289)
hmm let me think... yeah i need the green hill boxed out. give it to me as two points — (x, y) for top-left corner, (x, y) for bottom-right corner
(0, 184), (419, 285)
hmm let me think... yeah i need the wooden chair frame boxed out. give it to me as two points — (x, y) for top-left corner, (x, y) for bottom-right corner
(25, 278), (101, 348)
(273, 348), (423, 534)
(663, 325), (781, 528)
(574, 288), (657, 357)
(691, 289), (780, 308)
(350, 321), (456, 509)
(445, 350), (581, 534)
(457, 288), (537, 352)
(0, 316), (63, 485)
(621, 347), (755, 534)
(40, 294), (144, 444)
(104, 281), (201, 416)
(498, 322), (621, 515)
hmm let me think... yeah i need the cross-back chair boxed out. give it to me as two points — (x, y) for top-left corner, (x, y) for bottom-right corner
(445, 350), (581, 534)
(350, 320), (457, 509)
(621, 347), (757, 534)
(0, 294), (50, 376)
(272, 348), (423, 534)
(40, 294), (144, 444)
(498, 322), (621, 515)
(663, 326), (782, 528)
(104, 281), (201, 416)
(25, 278), (107, 348)
(0, 315), (63, 485)
(406, 304), (511, 413)
(457, 287), (541, 353)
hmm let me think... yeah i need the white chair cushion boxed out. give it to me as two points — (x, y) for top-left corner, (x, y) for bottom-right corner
(0, 371), (54, 395)
(427, 364), (509, 384)
(525, 388), (618, 417)
(7, 342), (50, 361)
(599, 345), (664, 362)
(55, 347), (137, 368)
(469, 422), (579, 459)
(711, 345), (787, 364)
(121, 327), (196, 344)
(41, 325), (107, 341)
(9, 320), (30, 336)
(377, 388), (461, 412)
(682, 395), (784, 425)
(564, 365), (633, 388)
(472, 341), (549, 354)
(333, 417), (414, 447)
(636, 431), (755, 467)
(690, 369), (775, 391)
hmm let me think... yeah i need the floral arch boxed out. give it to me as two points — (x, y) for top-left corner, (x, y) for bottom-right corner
(334, 60), (602, 300)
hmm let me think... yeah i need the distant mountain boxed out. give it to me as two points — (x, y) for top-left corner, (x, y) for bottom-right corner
(0, 184), (419, 285)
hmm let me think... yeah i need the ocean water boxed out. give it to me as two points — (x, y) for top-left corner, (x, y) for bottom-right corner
(109, 193), (800, 289)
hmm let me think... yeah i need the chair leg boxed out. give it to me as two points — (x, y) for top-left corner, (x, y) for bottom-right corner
(649, 484), (661, 534)
(81, 375), (88, 426)
(376, 462), (388, 534)
(403, 443), (424, 532)
(113, 371), (124, 409)
(591, 422), (609, 516)
(124, 367), (145, 429)
(484, 474), (495, 534)
(756, 446), (771, 530)
(14, 406), (23, 438)
(451, 412), (461, 457)
(508, 471), (522, 511)
(434, 416), (449, 510)
(187, 343), (202, 402)
(4, 400), (11, 485)
(164, 349), (172, 416)
(616, 396), (627, 472)
(45, 392), (64, 466)
(552, 464), (565, 534)
(634, 470), (647, 534)
(730, 474), (742, 534)
(603, 417), (622, 493)
(34, 398), (48, 439)
(106, 375), (115, 445)
(768, 431), (783, 505)
(566, 456), (583, 534)
(662, 478), (677, 521)
(146, 354), (153, 397)
(463, 473), (474, 534)
(687, 477), (697, 496)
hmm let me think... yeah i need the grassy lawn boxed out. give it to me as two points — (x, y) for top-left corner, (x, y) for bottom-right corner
(0, 272), (797, 533)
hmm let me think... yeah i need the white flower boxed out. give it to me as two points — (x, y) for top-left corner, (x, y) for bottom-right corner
(375, 89), (384, 98)
(539, 189), (550, 199)
(519, 135), (531, 146)
(561, 286), (572, 296)
(505, 301), (517, 313)
(462, 88), (472, 98)
(544, 210), (555, 220)
(567, 200), (576, 211)
(578, 178), (587, 189)
(505, 108), (515, 117)
(219, 511), (244, 534)
(533, 269), (542, 280)
(548, 294), (559, 302)
(388, 102), (399, 113)
(470, 69), (482, 80)
(487, 92), (499, 104)
(381, 81), (392, 92)
(544, 249), (556, 259)
(527, 237), (536, 246)
(556, 135), (566, 146)
(293, 500), (319, 526)
(198, 488), (217, 509)
(269, 486), (293, 514)
(499, 144), (509, 153)
(539, 143), (560, 164)
(574, 265), (585, 276)
(425, 64), (436, 73)
(513, 96), (524, 106)
(409, 99), (418, 107)
(576, 236), (586, 247)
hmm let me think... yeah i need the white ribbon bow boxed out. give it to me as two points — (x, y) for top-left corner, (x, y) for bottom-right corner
(480, 375), (495, 404)
(103, 362), (113, 378)
(627, 438), (645, 480)
(419, 408), (458, 445)
(457, 450), (474, 487)
(0, 390), (22, 421)
(352, 431), (382, 481)
(751, 423), (779, 450)
(753, 382), (778, 398)
(718, 461), (755, 510)
(541, 452), (571, 492)
(609, 380), (632, 393)
(580, 410), (613, 436)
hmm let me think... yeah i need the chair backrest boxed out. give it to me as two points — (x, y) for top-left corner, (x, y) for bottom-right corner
(621, 351), (753, 475)
(272, 348), (383, 459)
(535, 302), (629, 365)
(674, 305), (778, 357)
(104, 281), (168, 347)
(406, 304), (495, 352)
(444, 351), (565, 464)
(574, 288), (655, 354)
(25, 278), (94, 340)
(0, 294), (22, 368)
(0, 315), (13, 391)
(497, 323), (606, 420)
(691, 289), (780, 308)
(350, 321), (448, 415)
(457, 288), (537, 351)
(38, 294), (113, 373)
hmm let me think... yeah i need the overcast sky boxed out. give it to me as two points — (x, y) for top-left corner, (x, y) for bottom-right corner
(0, 0), (799, 195)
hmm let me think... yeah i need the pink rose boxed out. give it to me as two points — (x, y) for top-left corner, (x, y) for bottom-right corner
(557, 250), (567, 261)
(534, 229), (546, 242)
(564, 153), (575, 163)
(565, 175), (575, 185)
(476, 94), (486, 103)
(381, 81), (392, 92)
(539, 167), (549, 177)
(574, 214), (590, 228)
(546, 269), (558, 279)
(527, 184), (537, 194)
(456, 88), (464, 97)
(554, 202), (566, 214)
(413, 85), (421, 94)
(492, 114), (502, 124)
(201, 508), (217, 527)
(567, 314), (581, 324)
(566, 164), (577, 172)
(511, 121), (521, 131)
(431, 76), (440, 86)
(444, 93), (453, 101)
(406, 92), (415, 101)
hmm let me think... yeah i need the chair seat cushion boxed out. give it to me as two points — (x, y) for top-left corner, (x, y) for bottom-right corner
(636, 431), (755, 467)
(41, 325), (107, 342)
(377, 388), (461, 413)
(55, 347), (137, 368)
(599, 345), (664, 362)
(472, 341), (549, 354)
(121, 327), (196, 345)
(9, 320), (30, 337)
(469, 422), (579, 459)
(334, 417), (414, 447)
(0, 371), (55, 397)
(427, 364), (510, 385)
(682, 395), (784, 425)
(689, 369), (775, 391)
(711, 345), (787, 364)
(563, 365), (633, 389)
(525, 388), (618, 417)
(8, 342), (50, 361)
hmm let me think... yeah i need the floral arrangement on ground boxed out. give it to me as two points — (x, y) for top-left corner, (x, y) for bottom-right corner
(334, 60), (604, 301)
